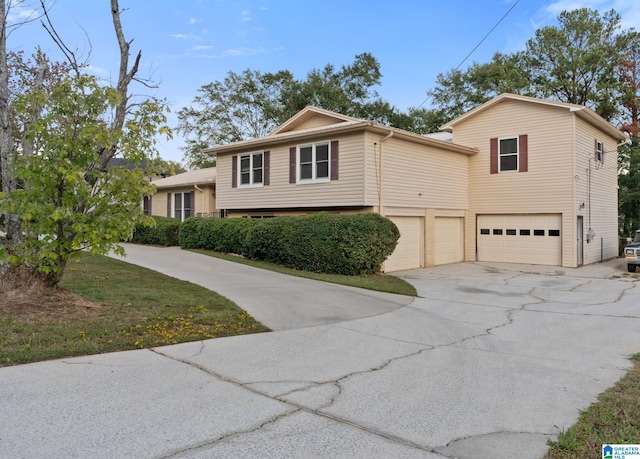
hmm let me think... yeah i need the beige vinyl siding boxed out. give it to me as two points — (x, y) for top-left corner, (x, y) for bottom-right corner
(457, 99), (575, 215)
(455, 99), (577, 266)
(150, 185), (216, 218)
(364, 134), (469, 210)
(151, 190), (168, 217)
(217, 133), (366, 210)
(574, 118), (619, 264)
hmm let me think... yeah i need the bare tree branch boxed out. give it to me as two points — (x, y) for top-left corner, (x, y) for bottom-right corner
(38, 0), (89, 75)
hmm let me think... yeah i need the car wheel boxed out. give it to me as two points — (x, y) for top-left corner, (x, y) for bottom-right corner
(628, 264), (637, 273)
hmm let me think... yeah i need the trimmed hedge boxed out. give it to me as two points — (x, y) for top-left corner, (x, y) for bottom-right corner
(131, 215), (180, 247)
(179, 217), (256, 254)
(181, 212), (399, 275)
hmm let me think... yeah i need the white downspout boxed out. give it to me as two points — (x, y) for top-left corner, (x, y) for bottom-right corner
(377, 131), (394, 217)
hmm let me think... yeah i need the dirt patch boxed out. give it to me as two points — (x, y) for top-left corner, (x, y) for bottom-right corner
(0, 288), (102, 320)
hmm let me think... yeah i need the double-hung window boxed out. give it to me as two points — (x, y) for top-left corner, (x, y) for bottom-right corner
(595, 140), (604, 163)
(490, 135), (527, 174)
(173, 192), (192, 221)
(239, 152), (263, 187)
(499, 137), (518, 172)
(298, 142), (329, 182)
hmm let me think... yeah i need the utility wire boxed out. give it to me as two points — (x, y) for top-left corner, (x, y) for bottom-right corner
(416, 0), (520, 109)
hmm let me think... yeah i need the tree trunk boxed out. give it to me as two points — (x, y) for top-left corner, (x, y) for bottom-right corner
(0, 0), (22, 247)
(0, 264), (60, 296)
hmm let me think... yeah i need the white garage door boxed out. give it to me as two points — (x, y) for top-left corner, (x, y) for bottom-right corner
(477, 214), (561, 265)
(385, 216), (422, 272)
(435, 217), (464, 265)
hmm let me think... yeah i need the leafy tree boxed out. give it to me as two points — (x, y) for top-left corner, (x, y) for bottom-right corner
(525, 8), (630, 120)
(176, 53), (411, 168)
(176, 69), (293, 169)
(0, 0), (170, 294)
(276, 52), (386, 121)
(618, 140), (640, 236)
(428, 52), (532, 120)
(428, 8), (632, 123)
(618, 32), (640, 236)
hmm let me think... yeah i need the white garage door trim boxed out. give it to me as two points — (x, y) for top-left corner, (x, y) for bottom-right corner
(435, 217), (464, 265)
(385, 216), (422, 272)
(477, 214), (561, 266)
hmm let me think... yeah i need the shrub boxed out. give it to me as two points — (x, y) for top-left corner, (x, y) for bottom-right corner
(244, 213), (399, 275)
(178, 217), (203, 249)
(131, 216), (180, 246)
(217, 218), (255, 254)
(179, 217), (257, 254)
(177, 212), (399, 275)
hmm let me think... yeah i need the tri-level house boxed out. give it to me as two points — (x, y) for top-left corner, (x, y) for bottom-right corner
(205, 93), (626, 272)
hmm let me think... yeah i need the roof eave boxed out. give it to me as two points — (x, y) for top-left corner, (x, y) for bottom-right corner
(206, 121), (477, 157)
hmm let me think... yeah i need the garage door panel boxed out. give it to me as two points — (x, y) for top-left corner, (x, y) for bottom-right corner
(478, 214), (561, 266)
(385, 217), (422, 272)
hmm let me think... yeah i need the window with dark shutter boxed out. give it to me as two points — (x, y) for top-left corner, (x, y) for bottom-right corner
(490, 138), (498, 174)
(289, 147), (296, 183)
(330, 140), (339, 180)
(236, 152), (264, 187)
(519, 134), (528, 172)
(295, 141), (332, 183)
(232, 155), (238, 188)
(166, 193), (171, 217)
(264, 151), (270, 186)
(491, 135), (528, 173)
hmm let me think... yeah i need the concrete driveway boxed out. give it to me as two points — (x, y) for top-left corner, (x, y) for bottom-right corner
(2, 250), (640, 459)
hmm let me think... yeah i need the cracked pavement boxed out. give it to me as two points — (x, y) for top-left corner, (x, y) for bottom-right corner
(2, 257), (640, 458)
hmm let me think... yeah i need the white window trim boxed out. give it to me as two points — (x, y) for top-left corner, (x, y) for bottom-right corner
(238, 152), (264, 188)
(595, 140), (604, 162)
(499, 136), (519, 172)
(297, 141), (330, 184)
(173, 190), (192, 222)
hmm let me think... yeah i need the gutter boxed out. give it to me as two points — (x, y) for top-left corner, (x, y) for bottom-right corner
(377, 131), (394, 217)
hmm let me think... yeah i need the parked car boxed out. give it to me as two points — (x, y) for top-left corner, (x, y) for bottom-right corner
(624, 230), (640, 272)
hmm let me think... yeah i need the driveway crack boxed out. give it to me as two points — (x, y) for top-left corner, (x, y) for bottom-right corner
(150, 346), (444, 456)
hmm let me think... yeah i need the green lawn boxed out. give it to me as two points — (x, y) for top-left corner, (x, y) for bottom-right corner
(0, 250), (415, 367)
(0, 254), (269, 367)
(189, 248), (418, 297)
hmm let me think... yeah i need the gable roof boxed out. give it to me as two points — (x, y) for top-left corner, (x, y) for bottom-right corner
(205, 106), (477, 157)
(440, 93), (626, 140)
(151, 167), (216, 189)
(271, 106), (362, 135)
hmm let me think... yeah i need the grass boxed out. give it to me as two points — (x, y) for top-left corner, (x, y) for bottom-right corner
(189, 249), (418, 297)
(0, 249), (415, 367)
(545, 353), (640, 458)
(0, 254), (269, 367)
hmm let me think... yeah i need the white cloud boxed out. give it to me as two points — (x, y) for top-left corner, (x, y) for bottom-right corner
(6, 6), (38, 23)
(191, 45), (213, 51)
(188, 17), (201, 25)
(170, 33), (188, 39)
(241, 10), (251, 22)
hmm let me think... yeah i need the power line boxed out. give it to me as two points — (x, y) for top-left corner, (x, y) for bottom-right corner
(416, 0), (521, 109)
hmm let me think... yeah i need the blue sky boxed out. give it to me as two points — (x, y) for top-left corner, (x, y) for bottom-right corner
(7, 0), (640, 166)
